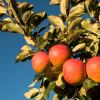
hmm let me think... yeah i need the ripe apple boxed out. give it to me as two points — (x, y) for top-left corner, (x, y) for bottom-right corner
(49, 44), (70, 70)
(63, 59), (86, 86)
(86, 56), (100, 83)
(32, 51), (50, 73)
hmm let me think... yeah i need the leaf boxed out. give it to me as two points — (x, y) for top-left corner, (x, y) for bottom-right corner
(0, 5), (6, 14)
(17, 2), (34, 10)
(42, 81), (56, 99)
(25, 12), (47, 32)
(22, 10), (34, 24)
(83, 79), (98, 91)
(16, 45), (34, 62)
(68, 17), (82, 33)
(0, 21), (11, 30)
(43, 32), (50, 40)
(2, 22), (24, 34)
(72, 43), (86, 53)
(24, 36), (35, 46)
(60, 0), (70, 15)
(29, 75), (43, 88)
(48, 15), (65, 31)
(68, 3), (84, 20)
(24, 88), (39, 99)
(56, 72), (65, 89)
(65, 29), (86, 45)
(81, 19), (100, 35)
(53, 94), (61, 100)
(50, 0), (61, 5)
(85, 0), (95, 17)
(34, 87), (45, 100)
(8, 0), (20, 23)
(3, 17), (12, 22)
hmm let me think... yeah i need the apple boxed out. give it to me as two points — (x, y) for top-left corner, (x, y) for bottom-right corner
(49, 44), (70, 70)
(86, 56), (100, 83)
(32, 51), (50, 73)
(63, 58), (86, 86)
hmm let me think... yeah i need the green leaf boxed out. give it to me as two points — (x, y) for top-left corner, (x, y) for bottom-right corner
(29, 74), (43, 88)
(8, 0), (20, 23)
(50, 0), (61, 5)
(85, 0), (95, 17)
(43, 81), (56, 99)
(0, 21), (10, 30)
(25, 12), (47, 32)
(16, 45), (34, 62)
(48, 15), (65, 31)
(60, 0), (70, 15)
(81, 19), (100, 35)
(65, 29), (86, 45)
(3, 17), (12, 22)
(83, 79), (98, 91)
(2, 22), (24, 34)
(68, 17), (82, 33)
(22, 10), (34, 24)
(68, 3), (84, 20)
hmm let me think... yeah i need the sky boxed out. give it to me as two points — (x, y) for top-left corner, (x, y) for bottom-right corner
(0, 0), (59, 100)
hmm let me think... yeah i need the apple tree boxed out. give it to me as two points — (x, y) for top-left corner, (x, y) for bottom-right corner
(0, 0), (100, 100)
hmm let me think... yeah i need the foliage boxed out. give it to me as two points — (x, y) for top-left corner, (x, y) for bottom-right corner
(0, 0), (100, 100)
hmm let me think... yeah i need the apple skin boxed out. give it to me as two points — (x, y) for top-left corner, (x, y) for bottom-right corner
(49, 44), (70, 70)
(63, 59), (86, 86)
(32, 51), (50, 73)
(86, 56), (100, 83)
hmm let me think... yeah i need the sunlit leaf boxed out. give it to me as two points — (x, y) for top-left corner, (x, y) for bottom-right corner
(48, 15), (65, 31)
(0, 5), (6, 14)
(56, 72), (66, 89)
(17, 2), (34, 9)
(34, 87), (45, 100)
(65, 29), (86, 45)
(53, 94), (61, 100)
(68, 3), (84, 20)
(50, 0), (61, 5)
(8, 0), (20, 23)
(3, 17), (12, 22)
(26, 12), (47, 32)
(81, 19), (100, 35)
(29, 75), (43, 88)
(72, 43), (86, 53)
(24, 36), (35, 46)
(16, 45), (34, 62)
(60, 0), (70, 15)
(22, 10), (34, 24)
(2, 22), (24, 34)
(24, 88), (39, 99)
(85, 0), (95, 17)
(68, 17), (82, 33)
(43, 32), (50, 40)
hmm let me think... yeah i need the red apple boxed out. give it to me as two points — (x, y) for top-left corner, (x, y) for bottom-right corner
(86, 56), (100, 83)
(63, 59), (86, 86)
(49, 44), (70, 70)
(32, 51), (50, 73)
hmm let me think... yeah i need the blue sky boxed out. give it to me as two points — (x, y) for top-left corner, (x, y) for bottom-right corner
(0, 0), (59, 100)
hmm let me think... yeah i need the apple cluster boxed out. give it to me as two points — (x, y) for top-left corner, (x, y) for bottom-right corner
(31, 44), (100, 86)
